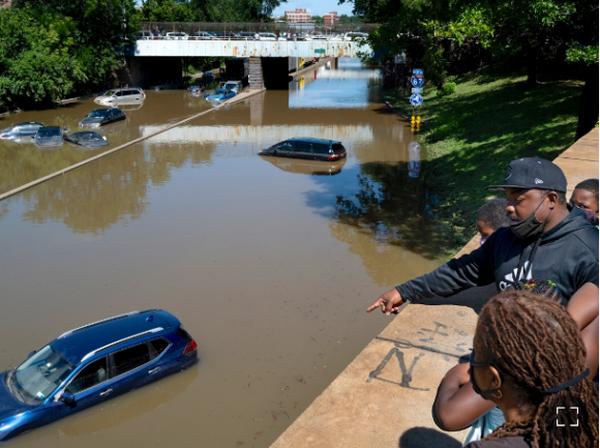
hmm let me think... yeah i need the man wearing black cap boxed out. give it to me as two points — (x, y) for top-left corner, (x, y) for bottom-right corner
(367, 156), (598, 311)
(367, 156), (598, 433)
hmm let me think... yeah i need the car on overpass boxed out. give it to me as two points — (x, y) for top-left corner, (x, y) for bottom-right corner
(165, 32), (189, 40)
(257, 32), (277, 41)
(190, 31), (214, 40)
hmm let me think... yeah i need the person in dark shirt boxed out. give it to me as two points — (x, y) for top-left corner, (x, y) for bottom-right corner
(476, 198), (511, 245)
(368, 158), (598, 311)
(569, 178), (598, 225)
(464, 291), (598, 448)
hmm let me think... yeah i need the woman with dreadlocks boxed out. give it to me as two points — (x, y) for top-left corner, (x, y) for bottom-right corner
(464, 291), (598, 447)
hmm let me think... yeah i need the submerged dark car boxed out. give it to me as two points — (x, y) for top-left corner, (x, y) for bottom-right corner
(64, 131), (108, 148)
(79, 108), (126, 128)
(0, 309), (197, 441)
(259, 138), (347, 161)
(34, 126), (63, 148)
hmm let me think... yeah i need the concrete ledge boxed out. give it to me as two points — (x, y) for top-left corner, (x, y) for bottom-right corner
(271, 127), (599, 447)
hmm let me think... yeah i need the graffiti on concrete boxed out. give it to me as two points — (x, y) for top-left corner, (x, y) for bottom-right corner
(367, 347), (429, 391)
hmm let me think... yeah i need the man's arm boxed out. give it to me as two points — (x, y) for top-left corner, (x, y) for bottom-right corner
(567, 282), (598, 330)
(367, 234), (497, 313)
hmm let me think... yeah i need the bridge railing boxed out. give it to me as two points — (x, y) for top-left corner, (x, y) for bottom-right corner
(139, 22), (379, 36)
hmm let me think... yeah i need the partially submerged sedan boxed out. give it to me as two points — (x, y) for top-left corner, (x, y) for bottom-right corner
(79, 108), (126, 128)
(34, 126), (63, 148)
(64, 131), (108, 148)
(0, 122), (44, 142)
(0, 309), (197, 441)
(259, 137), (347, 161)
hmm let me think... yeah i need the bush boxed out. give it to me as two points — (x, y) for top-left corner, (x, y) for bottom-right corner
(437, 81), (456, 96)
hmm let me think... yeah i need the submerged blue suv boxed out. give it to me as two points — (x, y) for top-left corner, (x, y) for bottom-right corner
(0, 309), (197, 440)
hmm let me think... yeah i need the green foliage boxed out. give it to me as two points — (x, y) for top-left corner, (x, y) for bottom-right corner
(437, 81), (456, 96)
(566, 44), (599, 65)
(382, 75), (581, 253)
(141, 0), (197, 22)
(1, 0), (138, 110)
(347, 0), (597, 88)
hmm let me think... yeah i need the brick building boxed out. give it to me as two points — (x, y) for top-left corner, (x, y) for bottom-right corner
(284, 8), (311, 23)
(323, 11), (339, 28)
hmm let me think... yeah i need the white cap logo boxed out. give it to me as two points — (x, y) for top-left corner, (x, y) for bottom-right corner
(535, 178), (544, 184)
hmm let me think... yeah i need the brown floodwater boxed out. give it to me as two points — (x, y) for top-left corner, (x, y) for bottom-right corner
(0, 59), (446, 447)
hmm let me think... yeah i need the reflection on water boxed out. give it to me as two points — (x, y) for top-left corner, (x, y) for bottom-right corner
(260, 156), (346, 176)
(289, 59), (382, 109)
(0, 59), (451, 448)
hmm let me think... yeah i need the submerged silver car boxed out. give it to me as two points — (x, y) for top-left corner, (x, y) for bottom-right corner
(94, 87), (145, 107)
(0, 122), (44, 142)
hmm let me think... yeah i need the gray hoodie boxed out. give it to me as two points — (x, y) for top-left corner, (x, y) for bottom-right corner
(397, 208), (598, 303)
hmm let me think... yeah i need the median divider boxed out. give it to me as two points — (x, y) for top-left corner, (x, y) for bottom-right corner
(0, 88), (266, 202)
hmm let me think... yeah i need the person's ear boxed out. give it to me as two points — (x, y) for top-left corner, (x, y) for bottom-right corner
(488, 366), (504, 400)
(545, 191), (559, 210)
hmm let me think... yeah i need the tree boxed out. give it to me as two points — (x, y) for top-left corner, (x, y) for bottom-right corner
(140, 0), (197, 22)
(0, 8), (86, 109)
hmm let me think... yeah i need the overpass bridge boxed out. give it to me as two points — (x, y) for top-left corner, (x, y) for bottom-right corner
(127, 38), (371, 90)
(133, 39), (369, 58)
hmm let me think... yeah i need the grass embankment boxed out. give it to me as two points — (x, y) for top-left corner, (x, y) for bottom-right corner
(386, 74), (582, 255)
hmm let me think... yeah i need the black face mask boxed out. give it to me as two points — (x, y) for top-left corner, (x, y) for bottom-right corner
(510, 195), (548, 239)
(469, 351), (502, 400)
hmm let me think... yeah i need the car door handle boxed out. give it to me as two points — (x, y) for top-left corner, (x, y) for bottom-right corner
(99, 388), (113, 397)
(148, 367), (161, 375)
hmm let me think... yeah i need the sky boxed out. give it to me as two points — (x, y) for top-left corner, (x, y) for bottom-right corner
(272, 0), (354, 17)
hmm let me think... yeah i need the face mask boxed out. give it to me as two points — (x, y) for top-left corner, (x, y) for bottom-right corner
(571, 202), (598, 224)
(510, 195), (548, 239)
(469, 351), (502, 400)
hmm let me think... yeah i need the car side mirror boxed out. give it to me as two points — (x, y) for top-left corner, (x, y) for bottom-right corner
(60, 392), (76, 408)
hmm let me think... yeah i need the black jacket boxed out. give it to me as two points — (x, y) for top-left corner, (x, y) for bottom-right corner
(397, 208), (598, 303)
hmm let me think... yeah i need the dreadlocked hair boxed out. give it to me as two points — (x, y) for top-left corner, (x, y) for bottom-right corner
(477, 291), (598, 448)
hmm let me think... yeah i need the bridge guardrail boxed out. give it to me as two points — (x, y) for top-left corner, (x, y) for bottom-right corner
(139, 21), (379, 36)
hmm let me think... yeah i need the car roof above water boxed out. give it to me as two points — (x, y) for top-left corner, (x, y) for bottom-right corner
(285, 137), (342, 145)
(51, 309), (180, 364)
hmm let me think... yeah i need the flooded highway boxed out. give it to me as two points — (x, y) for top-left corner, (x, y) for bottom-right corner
(0, 59), (448, 447)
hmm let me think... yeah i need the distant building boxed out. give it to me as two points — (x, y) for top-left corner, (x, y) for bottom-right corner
(323, 11), (339, 28)
(0, 0), (12, 8)
(285, 8), (311, 23)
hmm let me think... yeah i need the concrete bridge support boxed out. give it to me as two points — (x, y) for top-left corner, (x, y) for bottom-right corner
(248, 57), (264, 90)
(124, 57), (183, 88)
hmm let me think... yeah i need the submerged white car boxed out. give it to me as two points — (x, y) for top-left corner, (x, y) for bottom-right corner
(94, 88), (145, 107)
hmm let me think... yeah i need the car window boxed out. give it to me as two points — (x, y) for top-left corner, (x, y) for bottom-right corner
(111, 343), (151, 376)
(115, 91), (123, 97)
(277, 142), (294, 152)
(294, 141), (311, 153)
(149, 338), (170, 359)
(332, 143), (345, 154)
(13, 345), (74, 403)
(312, 143), (329, 154)
(65, 357), (108, 394)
